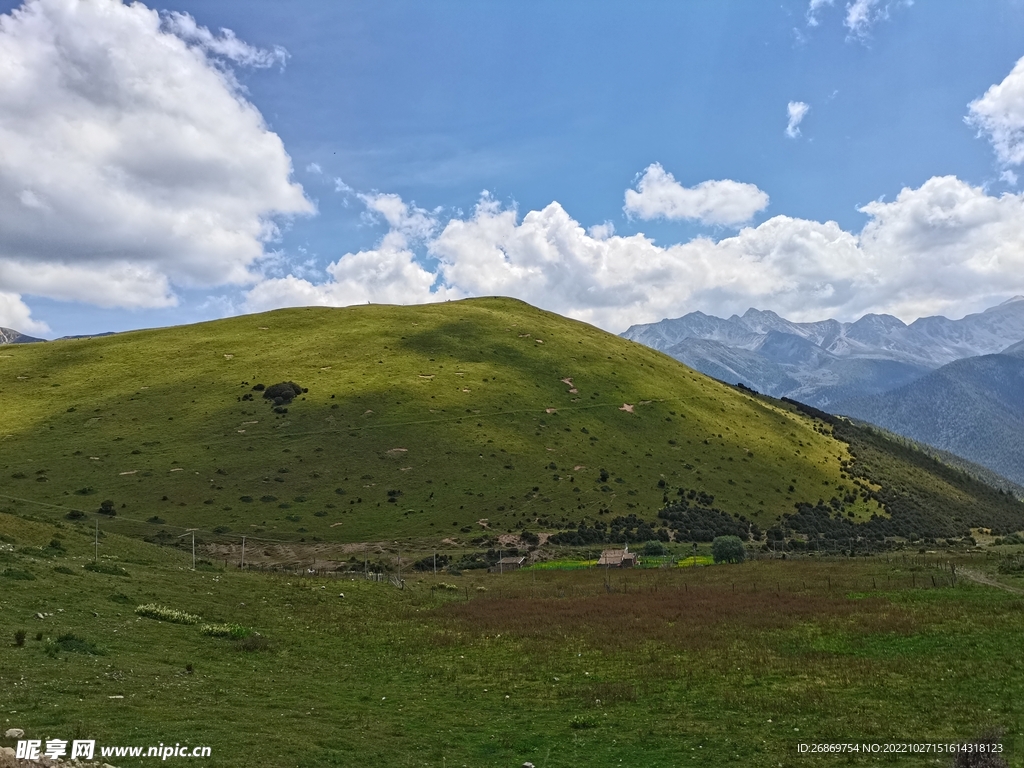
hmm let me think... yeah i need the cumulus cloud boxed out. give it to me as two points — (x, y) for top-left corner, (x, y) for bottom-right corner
(855, 175), (1024, 318)
(623, 163), (769, 226)
(436, 176), (1024, 328)
(0, 0), (312, 331)
(967, 55), (1024, 167)
(245, 194), (457, 312)
(786, 101), (811, 138)
(359, 193), (438, 241)
(431, 197), (864, 330)
(0, 291), (48, 334)
(245, 171), (1024, 331)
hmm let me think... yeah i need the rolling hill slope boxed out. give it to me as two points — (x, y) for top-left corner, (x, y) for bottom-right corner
(835, 348), (1024, 486)
(1, 297), (1021, 549)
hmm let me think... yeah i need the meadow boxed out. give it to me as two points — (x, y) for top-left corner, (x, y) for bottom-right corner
(3, 510), (1023, 767)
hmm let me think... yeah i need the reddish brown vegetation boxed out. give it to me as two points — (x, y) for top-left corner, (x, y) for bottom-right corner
(438, 584), (888, 651)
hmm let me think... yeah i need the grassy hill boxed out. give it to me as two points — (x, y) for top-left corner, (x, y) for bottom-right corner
(836, 351), (1024, 485)
(1, 297), (1021, 553)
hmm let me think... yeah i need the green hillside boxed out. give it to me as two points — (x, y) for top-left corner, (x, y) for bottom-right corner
(0, 297), (1021, 551)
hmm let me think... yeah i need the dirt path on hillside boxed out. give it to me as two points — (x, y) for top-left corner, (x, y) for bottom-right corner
(958, 568), (1024, 595)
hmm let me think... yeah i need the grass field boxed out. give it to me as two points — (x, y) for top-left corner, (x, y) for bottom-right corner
(3, 510), (1023, 767)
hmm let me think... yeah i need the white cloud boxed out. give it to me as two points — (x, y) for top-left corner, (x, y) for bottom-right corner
(844, 0), (885, 37)
(1001, 170), (1018, 186)
(623, 163), (769, 226)
(855, 175), (1024, 319)
(806, 0), (834, 27)
(245, 194), (456, 312)
(160, 11), (288, 69)
(786, 101), (811, 138)
(306, 163), (322, 175)
(358, 193), (438, 241)
(0, 260), (174, 309)
(244, 233), (459, 312)
(435, 176), (1024, 328)
(247, 172), (1024, 331)
(0, 291), (48, 335)
(0, 0), (312, 331)
(431, 196), (865, 330)
(588, 222), (615, 240)
(967, 55), (1024, 167)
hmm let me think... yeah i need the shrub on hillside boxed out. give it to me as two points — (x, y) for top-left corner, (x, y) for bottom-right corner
(712, 535), (746, 564)
(84, 561), (129, 576)
(233, 633), (271, 652)
(262, 381), (305, 404)
(641, 540), (668, 556)
(57, 633), (103, 654)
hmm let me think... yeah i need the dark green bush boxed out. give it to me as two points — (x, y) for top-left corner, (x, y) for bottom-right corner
(52, 633), (104, 655)
(712, 535), (746, 564)
(84, 561), (129, 577)
(233, 633), (271, 652)
(263, 381), (303, 404)
(2, 568), (35, 580)
(641, 540), (668, 556)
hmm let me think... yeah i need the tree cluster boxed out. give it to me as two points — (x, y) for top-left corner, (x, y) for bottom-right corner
(657, 487), (758, 542)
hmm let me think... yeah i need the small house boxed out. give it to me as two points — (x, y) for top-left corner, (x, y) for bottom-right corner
(597, 546), (637, 568)
(490, 556), (526, 573)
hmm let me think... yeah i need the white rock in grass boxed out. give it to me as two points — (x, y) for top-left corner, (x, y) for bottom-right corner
(4, 728), (24, 738)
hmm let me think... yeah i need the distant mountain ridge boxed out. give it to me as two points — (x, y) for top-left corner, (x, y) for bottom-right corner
(0, 327), (45, 344)
(0, 328), (119, 344)
(836, 344), (1024, 485)
(622, 297), (1024, 407)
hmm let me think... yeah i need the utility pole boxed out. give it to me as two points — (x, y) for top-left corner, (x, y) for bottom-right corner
(240, 536), (246, 570)
(94, 518), (99, 563)
(179, 529), (197, 569)
(433, 551), (436, 576)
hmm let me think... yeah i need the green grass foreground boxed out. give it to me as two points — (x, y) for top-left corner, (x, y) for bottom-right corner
(2, 512), (1023, 767)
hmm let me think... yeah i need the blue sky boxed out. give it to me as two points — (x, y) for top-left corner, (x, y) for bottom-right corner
(3, 0), (1024, 337)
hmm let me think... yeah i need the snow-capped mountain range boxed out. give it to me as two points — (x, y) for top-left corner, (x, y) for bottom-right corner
(621, 297), (1024, 408)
